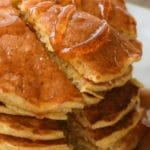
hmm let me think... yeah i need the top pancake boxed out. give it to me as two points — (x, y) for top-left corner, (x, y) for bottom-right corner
(0, 5), (83, 119)
(57, 0), (137, 39)
(19, 1), (142, 83)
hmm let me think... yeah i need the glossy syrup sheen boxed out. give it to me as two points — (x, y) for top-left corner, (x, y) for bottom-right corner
(0, 6), (81, 106)
(50, 4), (77, 51)
(47, 5), (110, 58)
(57, 0), (137, 38)
(28, 2), (141, 83)
(30, 2), (140, 60)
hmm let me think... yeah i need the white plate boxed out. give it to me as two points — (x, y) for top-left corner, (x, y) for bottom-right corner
(127, 4), (150, 88)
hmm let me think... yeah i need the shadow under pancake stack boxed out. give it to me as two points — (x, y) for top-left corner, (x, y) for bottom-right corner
(0, 0), (147, 149)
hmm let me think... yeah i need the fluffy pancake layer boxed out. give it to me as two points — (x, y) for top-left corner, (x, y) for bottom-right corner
(109, 123), (146, 150)
(0, 134), (71, 150)
(74, 80), (140, 129)
(67, 108), (143, 150)
(0, 5), (84, 119)
(0, 102), (69, 120)
(48, 53), (133, 105)
(18, 1), (142, 106)
(93, 109), (143, 148)
(0, 113), (65, 141)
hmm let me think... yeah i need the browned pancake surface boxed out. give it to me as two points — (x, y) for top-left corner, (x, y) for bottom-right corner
(57, 0), (137, 39)
(84, 81), (138, 124)
(0, 5), (83, 114)
(20, 1), (141, 83)
(92, 110), (139, 140)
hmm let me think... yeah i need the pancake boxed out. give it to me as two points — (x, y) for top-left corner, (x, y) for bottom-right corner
(130, 39), (142, 51)
(0, 134), (71, 150)
(19, 1), (141, 84)
(109, 123), (146, 150)
(0, 113), (65, 141)
(57, 0), (137, 39)
(0, 5), (84, 120)
(74, 80), (140, 129)
(57, 0), (142, 60)
(0, 0), (20, 6)
(0, 102), (29, 116)
(94, 109), (143, 148)
(49, 53), (132, 105)
(0, 102), (68, 120)
(0, 100), (71, 120)
(18, 1), (141, 105)
(110, 0), (126, 8)
(80, 122), (146, 150)
(67, 108), (143, 150)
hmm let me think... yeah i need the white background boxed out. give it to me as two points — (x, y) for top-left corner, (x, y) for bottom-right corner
(128, 4), (150, 88)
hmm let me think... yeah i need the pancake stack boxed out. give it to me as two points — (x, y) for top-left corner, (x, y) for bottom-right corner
(0, 0), (146, 150)
(0, 1), (84, 149)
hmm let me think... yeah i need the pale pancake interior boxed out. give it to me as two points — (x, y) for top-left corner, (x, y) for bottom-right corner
(0, 113), (65, 141)
(0, 134), (71, 150)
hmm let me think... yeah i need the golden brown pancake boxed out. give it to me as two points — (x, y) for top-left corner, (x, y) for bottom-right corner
(67, 109), (143, 150)
(0, 103), (21, 116)
(0, 0), (25, 10)
(48, 53), (133, 105)
(93, 109), (143, 148)
(18, 1), (141, 105)
(0, 102), (69, 120)
(52, 52), (132, 95)
(56, 0), (141, 58)
(75, 80), (140, 129)
(19, 0), (138, 39)
(0, 134), (72, 150)
(84, 122), (146, 150)
(130, 39), (142, 52)
(137, 126), (150, 150)
(109, 123), (146, 150)
(18, 0), (50, 10)
(0, 103), (70, 120)
(0, 5), (84, 120)
(57, 0), (137, 39)
(0, 113), (65, 141)
(110, 0), (126, 8)
(19, 1), (141, 84)
(0, 1), (145, 150)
